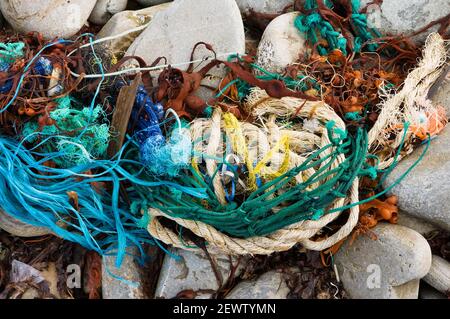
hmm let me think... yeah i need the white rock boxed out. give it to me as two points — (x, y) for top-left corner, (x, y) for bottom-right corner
(102, 248), (145, 299)
(0, 0), (97, 39)
(89, 0), (128, 25)
(235, 0), (293, 14)
(136, 0), (171, 6)
(125, 0), (245, 102)
(0, 209), (51, 237)
(97, 3), (171, 57)
(226, 271), (290, 299)
(383, 127), (450, 232)
(255, 12), (307, 75)
(155, 248), (245, 299)
(361, 0), (450, 43)
(423, 255), (450, 295)
(335, 224), (432, 299)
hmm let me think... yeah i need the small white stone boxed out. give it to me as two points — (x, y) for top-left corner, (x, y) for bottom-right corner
(102, 248), (145, 299)
(126, 0), (245, 103)
(383, 128), (450, 232)
(155, 248), (245, 299)
(0, 209), (51, 237)
(97, 3), (171, 57)
(226, 271), (290, 299)
(255, 12), (307, 75)
(335, 224), (432, 299)
(423, 255), (450, 295)
(0, 0), (97, 39)
(89, 0), (128, 25)
(360, 0), (450, 43)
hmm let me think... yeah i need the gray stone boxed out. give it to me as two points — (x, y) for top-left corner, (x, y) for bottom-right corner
(125, 0), (245, 102)
(360, 0), (450, 43)
(423, 255), (450, 295)
(89, 0), (128, 25)
(226, 271), (290, 299)
(419, 282), (448, 299)
(97, 3), (170, 57)
(335, 224), (432, 299)
(429, 67), (450, 116)
(155, 248), (245, 299)
(255, 12), (308, 75)
(0, 209), (51, 237)
(0, 0), (97, 39)
(383, 127), (450, 232)
(102, 248), (145, 299)
(136, 0), (172, 6)
(397, 212), (438, 236)
(236, 0), (293, 14)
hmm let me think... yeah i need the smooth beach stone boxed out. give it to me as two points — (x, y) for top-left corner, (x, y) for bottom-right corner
(125, 0), (245, 102)
(155, 248), (246, 299)
(102, 247), (146, 299)
(89, 0), (128, 25)
(255, 12), (308, 75)
(97, 3), (171, 57)
(360, 0), (450, 43)
(383, 127), (450, 232)
(235, 0), (294, 14)
(0, 0), (97, 39)
(225, 271), (290, 299)
(0, 209), (51, 238)
(335, 224), (432, 299)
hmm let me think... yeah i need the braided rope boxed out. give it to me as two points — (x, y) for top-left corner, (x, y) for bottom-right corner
(147, 94), (360, 255)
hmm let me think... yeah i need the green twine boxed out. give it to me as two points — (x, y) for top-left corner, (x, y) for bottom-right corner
(294, 0), (380, 56)
(219, 54), (321, 102)
(0, 42), (25, 64)
(22, 96), (110, 168)
(138, 121), (376, 238)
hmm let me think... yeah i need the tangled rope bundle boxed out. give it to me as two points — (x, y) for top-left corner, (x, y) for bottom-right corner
(0, 0), (448, 264)
(147, 97), (362, 255)
(146, 33), (449, 256)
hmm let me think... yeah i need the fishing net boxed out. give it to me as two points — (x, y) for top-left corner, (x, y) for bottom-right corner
(144, 33), (449, 255)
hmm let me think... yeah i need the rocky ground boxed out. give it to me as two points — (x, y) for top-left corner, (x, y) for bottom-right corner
(0, 0), (449, 299)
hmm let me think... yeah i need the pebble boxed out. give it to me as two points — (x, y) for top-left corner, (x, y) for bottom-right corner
(255, 12), (307, 75)
(419, 282), (448, 299)
(383, 127), (450, 232)
(0, 209), (51, 237)
(125, 0), (245, 102)
(226, 271), (290, 299)
(136, 0), (172, 6)
(89, 0), (128, 25)
(0, 0), (97, 39)
(335, 224), (432, 299)
(102, 248), (145, 299)
(155, 248), (246, 299)
(360, 0), (450, 43)
(235, 0), (294, 15)
(423, 255), (450, 295)
(97, 3), (170, 57)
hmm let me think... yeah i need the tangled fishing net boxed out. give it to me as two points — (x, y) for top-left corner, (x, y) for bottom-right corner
(0, 0), (448, 264)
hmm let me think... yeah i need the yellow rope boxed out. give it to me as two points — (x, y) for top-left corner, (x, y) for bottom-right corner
(223, 113), (257, 190)
(254, 134), (291, 180)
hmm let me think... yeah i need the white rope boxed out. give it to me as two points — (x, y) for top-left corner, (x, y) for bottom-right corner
(69, 51), (238, 79)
